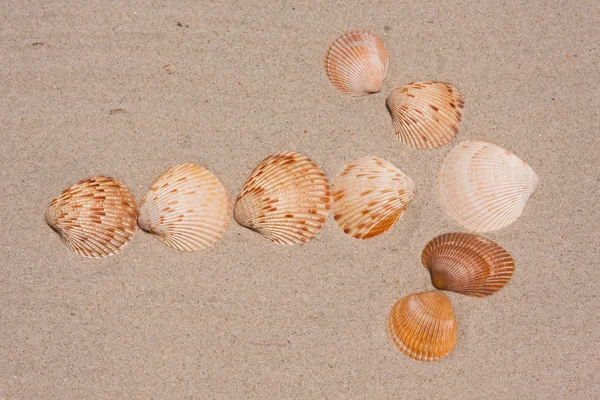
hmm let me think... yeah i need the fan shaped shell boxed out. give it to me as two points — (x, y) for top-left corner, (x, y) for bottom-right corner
(324, 30), (389, 95)
(234, 152), (331, 244)
(332, 156), (416, 239)
(387, 291), (457, 361)
(137, 163), (232, 252)
(45, 176), (138, 258)
(436, 140), (539, 232)
(386, 81), (464, 149)
(422, 233), (514, 297)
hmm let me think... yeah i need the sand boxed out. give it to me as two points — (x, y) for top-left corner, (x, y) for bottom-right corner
(1, 0), (599, 398)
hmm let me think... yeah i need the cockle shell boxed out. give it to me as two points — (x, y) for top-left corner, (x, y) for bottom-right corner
(45, 176), (138, 258)
(137, 163), (231, 252)
(436, 140), (539, 232)
(386, 81), (464, 149)
(422, 233), (514, 297)
(324, 30), (389, 95)
(332, 156), (416, 239)
(234, 152), (331, 244)
(387, 291), (457, 361)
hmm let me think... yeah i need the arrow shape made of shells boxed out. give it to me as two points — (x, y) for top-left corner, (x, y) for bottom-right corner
(44, 28), (540, 362)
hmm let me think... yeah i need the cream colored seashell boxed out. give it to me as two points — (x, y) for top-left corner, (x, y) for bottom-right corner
(332, 156), (416, 239)
(436, 140), (539, 232)
(137, 163), (231, 252)
(386, 81), (464, 149)
(234, 152), (331, 244)
(422, 233), (514, 297)
(324, 30), (389, 95)
(387, 291), (457, 361)
(45, 176), (138, 259)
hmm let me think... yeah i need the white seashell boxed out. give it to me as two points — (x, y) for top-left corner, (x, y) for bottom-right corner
(332, 156), (416, 239)
(324, 30), (389, 95)
(138, 163), (231, 251)
(45, 176), (138, 258)
(436, 140), (539, 232)
(234, 152), (331, 244)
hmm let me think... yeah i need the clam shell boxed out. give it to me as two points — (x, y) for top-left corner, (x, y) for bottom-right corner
(234, 152), (331, 244)
(386, 82), (464, 149)
(45, 176), (138, 258)
(436, 140), (539, 232)
(138, 164), (232, 252)
(324, 30), (389, 95)
(387, 291), (457, 361)
(332, 156), (416, 239)
(422, 233), (514, 297)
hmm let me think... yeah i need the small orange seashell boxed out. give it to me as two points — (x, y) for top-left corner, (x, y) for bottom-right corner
(386, 81), (464, 149)
(422, 233), (514, 297)
(234, 152), (331, 244)
(324, 30), (389, 95)
(45, 176), (138, 258)
(137, 163), (232, 252)
(436, 140), (539, 232)
(332, 156), (416, 239)
(387, 291), (457, 361)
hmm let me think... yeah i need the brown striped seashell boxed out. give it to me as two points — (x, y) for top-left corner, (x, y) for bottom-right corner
(324, 30), (389, 95)
(45, 176), (138, 258)
(332, 156), (416, 239)
(436, 140), (539, 232)
(422, 233), (514, 297)
(387, 291), (457, 361)
(386, 81), (464, 149)
(137, 164), (231, 252)
(234, 152), (331, 244)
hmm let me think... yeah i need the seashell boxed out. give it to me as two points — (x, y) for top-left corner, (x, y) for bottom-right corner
(45, 176), (138, 258)
(324, 30), (389, 95)
(387, 291), (457, 361)
(138, 164), (232, 252)
(436, 140), (539, 232)
(332, 156), (416, 239)
(422, 233), (514, 297)
(234, 152), (331, 244)
(386, 81), (464, 149)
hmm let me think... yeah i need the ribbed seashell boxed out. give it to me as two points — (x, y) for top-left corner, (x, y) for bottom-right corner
(45, 176), (138, 258)
(324, 30), (389, 95)
(137, 164), (231, 252)
(436, 140), (539, 232)
(386, 81), (464, 149)
(332, 156), (416, 239)
(234, 152), (331, 244)
(422, 233), (514, 297)
(387, 291), (457, 361)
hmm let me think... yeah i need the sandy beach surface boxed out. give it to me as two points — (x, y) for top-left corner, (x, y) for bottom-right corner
(1, 0), (599, 398)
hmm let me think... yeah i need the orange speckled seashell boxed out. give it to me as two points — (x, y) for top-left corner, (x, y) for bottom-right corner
(45, 176), (138, 258)
(332, 156), (416, 239)
(387, 291), (457, 361)
(234, 152), (331, 245)
(386, 82), (464, 149)
(436, 140), (539, 232)
(324, 30), (389, 95)
(138, 163), (231, 252)
(422, 233), (514, 297)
